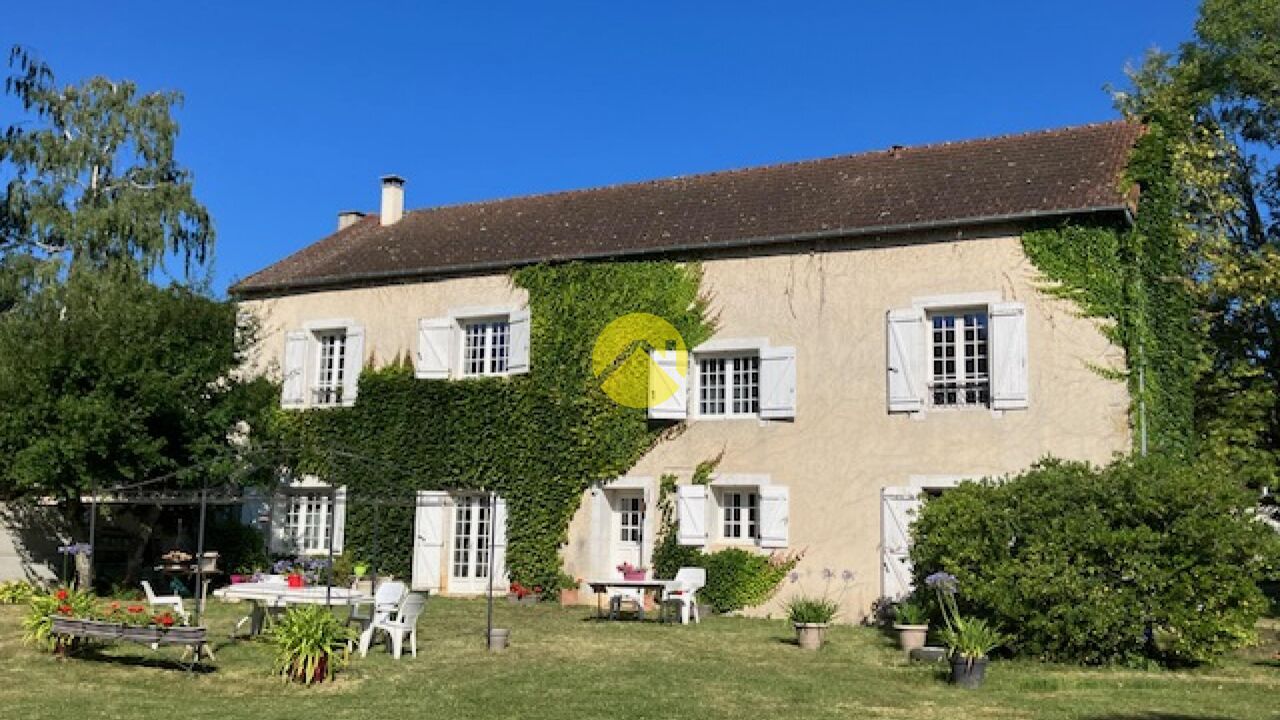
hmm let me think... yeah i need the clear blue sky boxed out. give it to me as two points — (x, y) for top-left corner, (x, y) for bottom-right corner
(4, 1), (1199, 295)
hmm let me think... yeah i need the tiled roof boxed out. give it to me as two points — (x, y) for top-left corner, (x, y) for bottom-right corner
(232, 121), (1142, 296)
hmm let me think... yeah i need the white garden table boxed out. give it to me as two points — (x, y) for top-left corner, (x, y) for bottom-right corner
(214, 582), (373, 636)
(586, 578), (678, 621)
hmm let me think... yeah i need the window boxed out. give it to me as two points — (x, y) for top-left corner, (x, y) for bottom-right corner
(461, 319), (511, 377)
(928, 311), (989, 408)
(721, 490), (758, 541)
(619, 496), (644, 544)
(452, 495), (491, 580)
(284, 492), (332, 553)
(313, 330), (348, 406)
(698, 354), (760, 417)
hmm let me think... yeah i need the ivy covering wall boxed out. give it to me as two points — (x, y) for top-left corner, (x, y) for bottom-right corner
(277, 262), (712, 589)
(1021, 128), (1198, 455)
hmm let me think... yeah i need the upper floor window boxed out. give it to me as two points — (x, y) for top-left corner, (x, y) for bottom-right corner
(928, 311), (989, 408)
(697, 354), (760, 417)
(462, 319), (511, 377)
(313, 330), (348, 406)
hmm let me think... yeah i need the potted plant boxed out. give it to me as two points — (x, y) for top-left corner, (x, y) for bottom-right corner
(785, 596), (839, 650)
(892, 599), (930, 652)
(558, 574), (582, 607)
(508, 582), (543, 605)
(926, 571), (1008, 689)
(270, 605), (355, 684)
(616, 562), (646, 581)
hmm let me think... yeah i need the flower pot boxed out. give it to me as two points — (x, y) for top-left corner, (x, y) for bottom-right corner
(287, 574), (305, 588)
(230, 574), (247, 584)
(793, 622), (828, 650)
(487, 628), (510, 652)
(950, 656), (988, 689)
(559, 588), (580, 607)
(893, 624), (929, 652)
(622, 571), (646, 581)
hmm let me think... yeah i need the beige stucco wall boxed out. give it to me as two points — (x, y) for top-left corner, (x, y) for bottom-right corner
(241, 229), (1130, 621)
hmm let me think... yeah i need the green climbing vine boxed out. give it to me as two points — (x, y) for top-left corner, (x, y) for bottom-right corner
(1021, 128), (1198, 455)
(276, 261), (713, 590)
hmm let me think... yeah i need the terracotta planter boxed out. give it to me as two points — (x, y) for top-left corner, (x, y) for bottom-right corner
(950, 656), (988, 689)
(559, 588), (580, 607)
(893, 624), (929, 652)
(793, 622), (828, 650)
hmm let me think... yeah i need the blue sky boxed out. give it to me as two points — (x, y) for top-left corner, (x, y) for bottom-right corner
(4, 2), (1199, 295)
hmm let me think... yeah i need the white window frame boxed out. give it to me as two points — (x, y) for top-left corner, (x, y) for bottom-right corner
(718, 488), (759, 543)
(450, 494), (493, 582)
(284, 491), (333, 554)
(458, 316), (512, 378)
(925, 307), (991, 410)
(618, 494), (645, 545)
(311, 329), (349, 407)
(691, 338), (769, 420)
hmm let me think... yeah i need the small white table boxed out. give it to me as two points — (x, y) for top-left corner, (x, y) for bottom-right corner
(214, 582), (373, 636)
(586, 578), (677, 621)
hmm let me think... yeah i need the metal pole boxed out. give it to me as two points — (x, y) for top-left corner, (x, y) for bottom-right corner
(87, 484), (98, 590)
(326, 485), (336, 608)
(194, 481), (208, 625)
(485, 488), (496, 647)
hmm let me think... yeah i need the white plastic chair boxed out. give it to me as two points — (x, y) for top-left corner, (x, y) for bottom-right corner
(349, 580), (406, 650)
(359, 592), (428, 659)
(140, 580), (189, 623)
(661, 567), (706, 624)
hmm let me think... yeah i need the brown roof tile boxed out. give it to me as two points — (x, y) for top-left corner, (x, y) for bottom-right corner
(232, 121), (1142, 296)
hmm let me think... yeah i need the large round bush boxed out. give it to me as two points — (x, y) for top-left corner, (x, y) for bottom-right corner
(910, 456), (1278, 665)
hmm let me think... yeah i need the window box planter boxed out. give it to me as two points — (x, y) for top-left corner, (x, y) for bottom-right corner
(950, 656), (988, 689)
(893, 623), (929, 652)
(793, 622), (828, 651)
(121, 625), (163, 643)
(621, 571), (646, 582)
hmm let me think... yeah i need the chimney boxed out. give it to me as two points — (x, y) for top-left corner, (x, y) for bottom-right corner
(380, 174), (405, 226)
(337, 210), (365, 231)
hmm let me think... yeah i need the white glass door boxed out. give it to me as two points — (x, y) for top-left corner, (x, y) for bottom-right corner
(449, 495), (492, 593)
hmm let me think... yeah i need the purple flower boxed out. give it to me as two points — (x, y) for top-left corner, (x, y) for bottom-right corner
(821, 568), (834, 580)
(841, 570), (855, 582)
(57, 543), (93, 556)
(788, 571), (800, 584)
(924, 571), (958, 594)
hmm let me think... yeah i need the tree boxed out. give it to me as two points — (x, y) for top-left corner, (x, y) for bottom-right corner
(1117, 0), (1280, 490)
(0, 49), (274, 586)
(1, 46), (211, 305)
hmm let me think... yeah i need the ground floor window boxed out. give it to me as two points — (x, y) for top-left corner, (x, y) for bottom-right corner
(284, 492), (332, 553)
(720, 490), (758, 541)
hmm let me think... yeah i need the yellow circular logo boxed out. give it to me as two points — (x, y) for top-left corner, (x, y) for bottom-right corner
(591, 313), (688, 409)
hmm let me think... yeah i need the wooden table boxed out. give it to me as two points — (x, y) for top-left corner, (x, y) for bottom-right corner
(585, 578), (677, 621)
(213, 582), (373, 636)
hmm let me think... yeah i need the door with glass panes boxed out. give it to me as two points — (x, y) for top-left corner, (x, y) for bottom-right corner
(448, 495), (493, 593)
(611, 491), (646, 572)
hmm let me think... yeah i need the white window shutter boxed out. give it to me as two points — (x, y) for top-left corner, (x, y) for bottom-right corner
(759, 346), (797, 419)
(507, 309), (531, 375)
(416, 318), (453, 380)
(331, 486), (347, 554)
(676, 484), (708, 546)
(281, 331), (309, 408)
(990, 302), (1029, 410)
(648, 349), (688, 420)
(412, 491), (449, 591)
(881, 487), (923, 599)
(758, 485), (790, 548)
(886, 308), (926, 412)
(342, 327), (365, 405)
(490, 495), (509, 586)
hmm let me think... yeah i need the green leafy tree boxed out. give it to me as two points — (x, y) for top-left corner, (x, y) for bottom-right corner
(0, 49), (274, 586)
(1116, 0), (1280, 490)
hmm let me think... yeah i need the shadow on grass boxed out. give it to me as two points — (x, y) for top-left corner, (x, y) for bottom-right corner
(1080, 715), (1239, 720)
(69, 647), (217, 674)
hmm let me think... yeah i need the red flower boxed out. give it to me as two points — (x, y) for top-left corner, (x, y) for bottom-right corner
(127, 605), (145, 614)
(109, 601), (120, 609)
(57, 603), (72, 615)
(155, 613), (175, 627)
(54, 589), (69, 601)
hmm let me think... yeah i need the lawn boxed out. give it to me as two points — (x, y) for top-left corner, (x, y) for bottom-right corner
(0, 599), (1276, 720)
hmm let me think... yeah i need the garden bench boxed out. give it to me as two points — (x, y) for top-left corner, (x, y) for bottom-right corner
(49, 616), (215, 671)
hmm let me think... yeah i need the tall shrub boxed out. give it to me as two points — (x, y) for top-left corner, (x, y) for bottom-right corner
(910, 456), (1278, 666)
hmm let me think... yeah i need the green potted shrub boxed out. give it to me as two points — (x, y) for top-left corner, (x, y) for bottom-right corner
(892, 599), (930, 652)
(270, 605), (355, 684)
(926, 572), (1007, 689)
(785, 596), (839, 650)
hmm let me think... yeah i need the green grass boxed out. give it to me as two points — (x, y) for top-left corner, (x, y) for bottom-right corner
(1, 600), (1277, 719)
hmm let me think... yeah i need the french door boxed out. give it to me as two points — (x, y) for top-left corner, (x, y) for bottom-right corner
(449, 495), (493, 593)
(611, 491), (646, 572)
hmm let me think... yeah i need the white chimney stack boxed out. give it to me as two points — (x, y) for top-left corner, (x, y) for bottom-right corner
(337, 210), (365, 231)
(380, 174), (405, 226)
